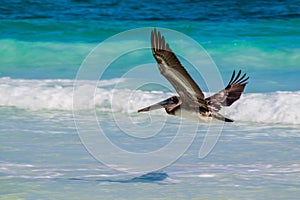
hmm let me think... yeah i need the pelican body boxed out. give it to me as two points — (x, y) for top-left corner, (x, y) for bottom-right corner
(138, 29), (249, 123)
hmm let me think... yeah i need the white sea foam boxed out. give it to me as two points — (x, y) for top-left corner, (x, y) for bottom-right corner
(0, 77), (299, 124)
(224, 91), (300, 124)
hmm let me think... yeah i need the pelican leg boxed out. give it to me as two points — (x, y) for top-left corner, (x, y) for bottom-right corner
(211, 112), (234, 122)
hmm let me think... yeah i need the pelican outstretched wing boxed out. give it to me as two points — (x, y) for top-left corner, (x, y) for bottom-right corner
(205, 70), (249, 111)
(151, 28), (206, 107)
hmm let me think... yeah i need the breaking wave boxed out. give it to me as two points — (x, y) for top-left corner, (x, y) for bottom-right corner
(0, 77), (299, 124)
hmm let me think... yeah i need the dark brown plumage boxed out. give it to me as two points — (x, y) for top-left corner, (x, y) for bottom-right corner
(205, 70), (248, 112)
(138, 28), (249, 123)
(151, 28), (206, 107)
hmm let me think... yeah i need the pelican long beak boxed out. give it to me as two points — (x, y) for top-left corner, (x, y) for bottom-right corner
(137, 96), (178, 112)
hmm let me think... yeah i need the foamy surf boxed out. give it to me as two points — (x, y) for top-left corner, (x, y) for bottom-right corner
(0, 77), (299, 124)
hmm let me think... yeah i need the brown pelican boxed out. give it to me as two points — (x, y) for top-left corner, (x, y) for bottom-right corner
(138, 29), (249, 122)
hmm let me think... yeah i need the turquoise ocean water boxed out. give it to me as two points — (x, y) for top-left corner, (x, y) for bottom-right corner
(1, 1), (300, 199)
